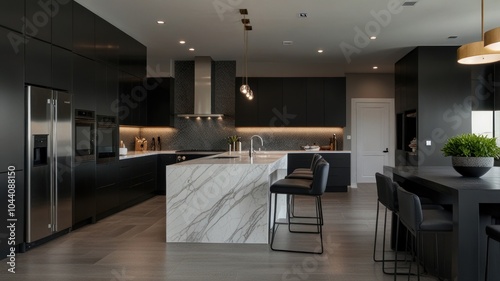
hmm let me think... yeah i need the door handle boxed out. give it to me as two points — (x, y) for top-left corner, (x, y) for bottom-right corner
(382, 148), (388, 153)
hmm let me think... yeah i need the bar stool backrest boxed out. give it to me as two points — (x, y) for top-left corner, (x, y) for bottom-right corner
(310, 154), (323, 172)
(309, 159), (329, 195)
(396, 185), (423, 236)
(375, 172), (398, 212)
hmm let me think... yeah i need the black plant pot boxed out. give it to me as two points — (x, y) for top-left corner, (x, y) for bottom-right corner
(451, 156), (493, 177)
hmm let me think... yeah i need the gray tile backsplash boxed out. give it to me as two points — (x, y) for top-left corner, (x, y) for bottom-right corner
(120, 60), (344, 151)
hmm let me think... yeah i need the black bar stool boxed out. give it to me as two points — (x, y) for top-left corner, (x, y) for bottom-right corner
(269, 158), (329, 254)
(485, 225), (500, 281)
(373, 173), (404, 274)
(396, 185), (452, 281)
(286, 154), (323, 216)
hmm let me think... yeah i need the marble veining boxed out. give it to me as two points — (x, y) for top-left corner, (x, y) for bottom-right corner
(166, 155), (287, 243)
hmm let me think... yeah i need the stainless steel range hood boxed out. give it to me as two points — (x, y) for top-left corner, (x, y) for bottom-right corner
(177, 56), (224, 118)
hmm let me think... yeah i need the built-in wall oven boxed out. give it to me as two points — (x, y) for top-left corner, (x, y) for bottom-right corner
(96, 115), (118, 163)
(74, 109), (95, 162)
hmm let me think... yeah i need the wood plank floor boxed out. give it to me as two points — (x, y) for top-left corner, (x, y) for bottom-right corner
(0, 184), (435, 280)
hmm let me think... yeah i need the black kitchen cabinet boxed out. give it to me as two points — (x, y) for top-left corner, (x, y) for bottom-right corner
(105, 66), (119, 116)
(119, 72), (146, 126)
(51, 45), (72, 91)
(0, 0), (24, 32)
(258, 78), (283, 127)
(119, 31), (147, 78)
(287, 153), (350, 192)
(324, 77), (346, 127)
(94, 63), (119, 116)
(235, 77), (346, 127)
(0, 170), (24, 256)
(25, 38), (51, 87)
(95, 62), (119, 117)
(118, 156), (157, 206)
(96, 161), (120, 219)
(157, 154), (177, 194)
(73, 161), (96, 227)
(147, 77), (174, 126)
(235, 78), (259, 127)
(283, 78), (307, 127)
(52, 0), (73, 50)
(73, 2), (95, 60)
(73, 54), (96, 110)
(0, 27), (24, 172)
(307, 78), (325, 126)
(95, 16), (120, 66)
(25, 0), (51, 42)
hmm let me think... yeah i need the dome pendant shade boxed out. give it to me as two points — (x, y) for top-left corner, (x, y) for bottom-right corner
(457, 41), (500, 64)
(485, 27), (500, 51)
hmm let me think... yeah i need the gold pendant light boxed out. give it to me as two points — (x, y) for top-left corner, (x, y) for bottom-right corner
(485, 27), (500, 51)
(457, 0), (500, 64)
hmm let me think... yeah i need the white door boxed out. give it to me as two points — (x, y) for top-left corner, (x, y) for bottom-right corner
(352, 99), (394, 183)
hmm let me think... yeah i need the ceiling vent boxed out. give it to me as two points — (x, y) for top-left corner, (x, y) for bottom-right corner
(402, 0), (418, 6)
(283, 41), (293, 46)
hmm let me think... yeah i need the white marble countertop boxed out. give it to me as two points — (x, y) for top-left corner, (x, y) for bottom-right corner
(170, 151), (287, 166)
(119, 150), (176, 160)
(119, 149), (351, 161)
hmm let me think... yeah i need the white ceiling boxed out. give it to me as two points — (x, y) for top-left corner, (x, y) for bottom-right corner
(76, 0), (500, 77)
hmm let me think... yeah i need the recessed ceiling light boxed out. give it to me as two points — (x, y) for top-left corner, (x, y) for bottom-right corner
(373, 66), (378, 69)
(157, 20), (165, 24)
(283, 41), (293, 46)
(179, 40), (186, 44)
(370, 36), (377, 40)
(189, 48), (195, 51)
(318, 49), (324, 53)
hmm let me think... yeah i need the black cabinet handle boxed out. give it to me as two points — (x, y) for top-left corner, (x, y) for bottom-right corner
(383, 148), (388, 153)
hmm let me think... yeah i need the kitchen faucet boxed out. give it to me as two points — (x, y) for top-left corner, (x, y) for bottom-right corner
(249, 135), (264, 158)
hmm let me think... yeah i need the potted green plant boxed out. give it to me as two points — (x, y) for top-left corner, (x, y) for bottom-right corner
(442, 133), (500, 177)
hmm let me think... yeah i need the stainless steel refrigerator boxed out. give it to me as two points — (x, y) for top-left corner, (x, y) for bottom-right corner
(26, 85), (72, 243)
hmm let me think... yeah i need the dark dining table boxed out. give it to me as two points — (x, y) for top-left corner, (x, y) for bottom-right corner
(384, 165), (500, 281)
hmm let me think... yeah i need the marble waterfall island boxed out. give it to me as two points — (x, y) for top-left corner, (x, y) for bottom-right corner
(166, 152), (287, 243)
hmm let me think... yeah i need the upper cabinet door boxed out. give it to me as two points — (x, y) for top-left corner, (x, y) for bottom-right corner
(52, 45), (72, 91)
(282, 78), (307, 127)
(0, 27), (24, 171)
(0, 0), (24, 32)
(25, 0), (51, 42)
(95, 16), (120, 66)
(73, 54), (96, 111)
(73, 3), (95, 59)
(25, 38), (52, 87)
(324, 77), (346, 127)
(52, 0), (73, 50)
(258, 78), (283, 127)
(306, 78), (325, 126)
